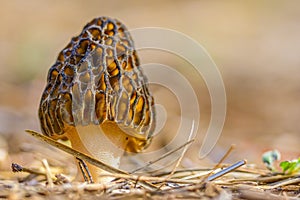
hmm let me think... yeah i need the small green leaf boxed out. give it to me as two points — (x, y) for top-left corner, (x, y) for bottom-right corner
(280, 161), (290, 173)
(279, 158), (300, 174)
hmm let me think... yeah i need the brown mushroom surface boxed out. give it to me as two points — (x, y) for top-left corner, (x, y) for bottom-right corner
(38, 17), (155, 182)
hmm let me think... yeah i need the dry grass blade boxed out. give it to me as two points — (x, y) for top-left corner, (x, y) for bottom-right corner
(152, 125), (196, 189)
(267, 176), (300, 189)
(130, 139), (194, 173)
(97, 173), (202, 184)
(228, 174), (298, 184)
(216, 144), (236, 169)
(169, 138), (195, 176)
(26, 129), (157, 191)
(202, 144), (236, 181)
(11, 163), (46, 177)
(41, 159), (54, 188)
(26, 129), (127, 175)
(77, 157), (93, 183)
(157, 137), (195, 189)
(238, 186), (300, 200)
(21, 129), (300, 199)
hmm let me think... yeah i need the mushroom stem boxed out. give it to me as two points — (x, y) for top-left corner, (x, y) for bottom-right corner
(67, 125), (124, 183)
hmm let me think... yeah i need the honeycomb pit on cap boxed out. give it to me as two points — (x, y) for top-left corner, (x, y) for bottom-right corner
(38, 17), (156, 182)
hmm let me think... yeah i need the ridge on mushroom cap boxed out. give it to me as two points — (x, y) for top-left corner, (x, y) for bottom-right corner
(38, 17), (155, 152)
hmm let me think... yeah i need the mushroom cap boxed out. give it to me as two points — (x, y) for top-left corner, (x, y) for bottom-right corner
(38, 17), (155, 152)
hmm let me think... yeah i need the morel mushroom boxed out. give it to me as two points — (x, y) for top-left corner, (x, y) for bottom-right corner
(38, 17), (155, 182)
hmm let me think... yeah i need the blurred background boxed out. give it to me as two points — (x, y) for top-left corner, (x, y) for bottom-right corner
(0, 0), (299, 174)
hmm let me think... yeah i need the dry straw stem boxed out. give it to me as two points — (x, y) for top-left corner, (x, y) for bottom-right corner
(25, 130), (246, 185)
(23, 130), (300, 199)
(154, 164), (268, 179)
(77, 158), (94, 183)
(266, 176), (300, 189)
(237, 185), (300, 200)
(41, 159), (54, 188)
(26, 130), (127, 175)
(26, 129), (157, 191)
(228, 174), (299, 184)
(130, 139), (194, 173)
(156, 138), (195, 189)
(11, 163), (46, 177)
(97, 172), (202, 184)
(202, 144), (236, 181)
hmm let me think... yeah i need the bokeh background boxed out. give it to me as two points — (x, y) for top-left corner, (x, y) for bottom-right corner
(0, 1), (299, 174)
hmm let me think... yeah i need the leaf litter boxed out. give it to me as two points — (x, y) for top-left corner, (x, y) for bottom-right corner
(0, 130), (298, 199)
